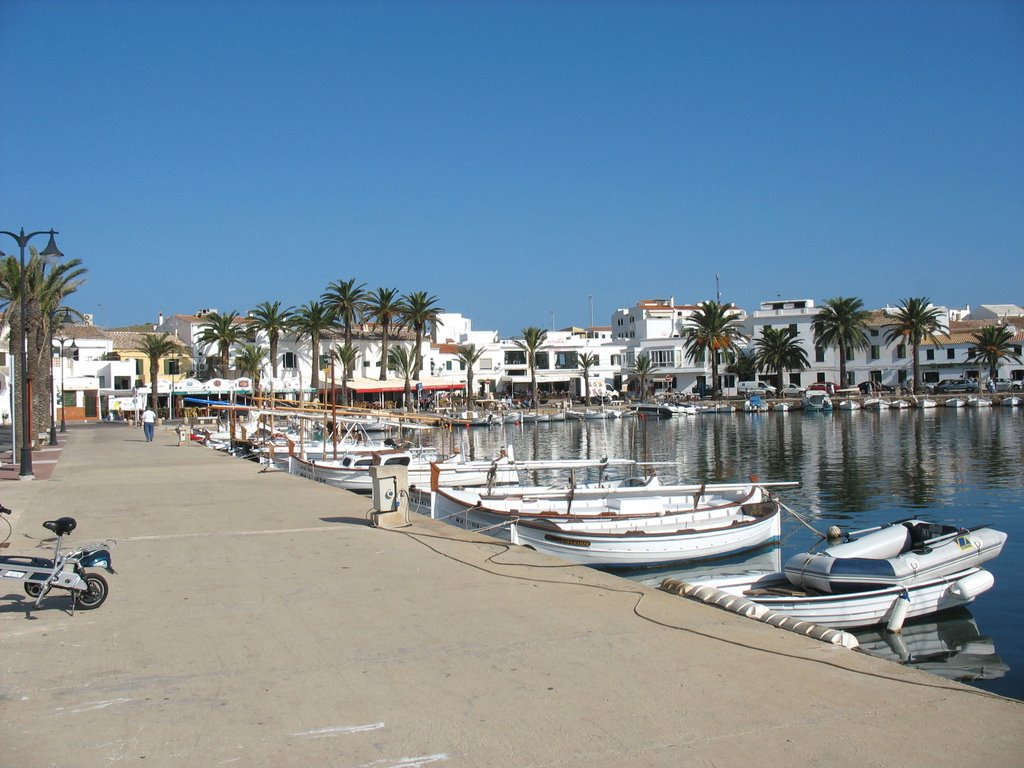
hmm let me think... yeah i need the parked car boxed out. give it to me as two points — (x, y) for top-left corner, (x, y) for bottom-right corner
(807, 382), (839, 393)
(737, 381), (777, 396)
(992, 378), (1023, 392)
(933, 378), (979, 394)
(778, 384), (804, 397)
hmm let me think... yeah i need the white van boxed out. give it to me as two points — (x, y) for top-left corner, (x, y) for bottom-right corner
(737, 381), (776, 396)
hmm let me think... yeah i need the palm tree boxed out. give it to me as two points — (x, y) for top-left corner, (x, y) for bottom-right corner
(515, 326), (547, 407)
(811, 297), (871, 388)
(681, 301), (745, 396)
(134, 333), (182, 413)
(248, 301), (293, 379)
(38, 258), (87, 438)
(884, 297), (947, 394)
(234, 343), (267, 397)
(967, 325), (1021, 381)
(456, 343), (486, 408)
(400, 290), (443, 378)
(291, 301), (336, 395)
(0, 251), (88, 442)
(364, 287), (403, 381)
(387, 345), (417, 410)
(754, 326), (809, 392)
(332, 343), (359, 407)
(578, 352), (599, 404)
(196, 311), (250, 378)
(321, 278), (367, 349)
(631, 353), (656, 401)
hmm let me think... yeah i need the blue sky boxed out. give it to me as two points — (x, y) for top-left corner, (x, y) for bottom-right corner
(2, 0), (1021, 336)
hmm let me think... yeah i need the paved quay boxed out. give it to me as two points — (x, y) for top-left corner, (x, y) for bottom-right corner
(1, 423), (1021, 768)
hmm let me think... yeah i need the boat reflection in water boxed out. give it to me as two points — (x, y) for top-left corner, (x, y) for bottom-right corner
(852, 609), (1009, 683)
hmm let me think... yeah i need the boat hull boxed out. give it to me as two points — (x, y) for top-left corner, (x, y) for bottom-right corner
(696, 568), (994, 628)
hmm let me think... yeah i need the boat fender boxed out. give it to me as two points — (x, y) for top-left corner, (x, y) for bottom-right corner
(949, 570), (995, 600)
(885, 590), (910, 633)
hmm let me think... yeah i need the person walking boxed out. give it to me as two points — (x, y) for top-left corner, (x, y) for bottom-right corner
(141, 406), (157, 442)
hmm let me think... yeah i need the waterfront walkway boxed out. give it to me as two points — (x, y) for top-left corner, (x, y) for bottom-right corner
(1, 423), (1021, 767)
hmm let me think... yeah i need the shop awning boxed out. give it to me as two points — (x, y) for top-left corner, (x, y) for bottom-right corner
(342, 376), (465, 394)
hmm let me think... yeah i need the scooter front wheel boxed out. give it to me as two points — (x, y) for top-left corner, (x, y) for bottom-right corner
(75, 573), (109, 610)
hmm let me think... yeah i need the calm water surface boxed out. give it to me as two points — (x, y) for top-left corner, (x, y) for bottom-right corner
(416, 407), (1024, 699)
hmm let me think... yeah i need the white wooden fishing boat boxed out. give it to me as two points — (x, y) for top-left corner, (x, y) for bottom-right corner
(288, 447), (474, 493)
(837, 399), (861, 411)
(945, 397), (967, 408)
(783, 519), (1007, 594)
(1001, 395), (1022, 408)
(508, 499), (782, 568)
(889, 399), (911, 410)
(427, 470), (795, 557)
(965, 396), (992, 408)
(772, 401), (791, 412)
(674, 566), (995, 629)
(863, 398), (889, 411)
(914, 398), (937, 409)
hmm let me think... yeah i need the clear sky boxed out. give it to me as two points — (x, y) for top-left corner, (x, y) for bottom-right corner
(2, 0), (1021, 336)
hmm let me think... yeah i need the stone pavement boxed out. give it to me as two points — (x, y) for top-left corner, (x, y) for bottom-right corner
(0, 423), (1021, 768)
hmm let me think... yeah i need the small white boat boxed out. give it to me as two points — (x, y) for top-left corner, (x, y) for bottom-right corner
(802, 391), (833, 411)
(837, 399), (861, 411)
(863, 398), (889, 411)
(914, 398), (937, 409)
(966, 396), (992, 408)
(509, 499), (782, 569)
(521, 412), (550, 423)
(743, 396), (768, 413)
(669, 567), (995, 629)
(945, 398), (967, 409)
(1001, 395), (1022, 408)
(773, 402), (791, 412)
(783, 519), (1007, 594)
(889, 399), (911, 410)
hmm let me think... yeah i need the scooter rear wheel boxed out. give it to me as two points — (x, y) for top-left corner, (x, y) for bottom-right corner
(24, 583), (43, 598)
(76, 573), (109, 610)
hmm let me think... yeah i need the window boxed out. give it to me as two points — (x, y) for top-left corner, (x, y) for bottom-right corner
(815, 346), (825, 363)
(318, 355), (330, 369)
(164, 359), (180, 375)
(610, 354), (621, 366)
(926, 349), (934, 361)
(134, 359), (143, 375)
(870, 329), (879, 337)
(504, 350), (527, 366)
(896, 344), (906, 359)
(649, 349), (674, 367)
(554, 351), (577, 369)
(946, 349), (955, 360)
(534, 352), (549, 369)
(114, 376), (132, 389)
(282, 352), (297, 369)
(0, 352), (6, 365)
(870, 345), (880, 361)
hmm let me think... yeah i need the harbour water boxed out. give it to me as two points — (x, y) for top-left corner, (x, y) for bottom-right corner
(413, 406), (1024, 700)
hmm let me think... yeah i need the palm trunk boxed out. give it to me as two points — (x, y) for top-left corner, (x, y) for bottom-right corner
(379, 323), (390, 381)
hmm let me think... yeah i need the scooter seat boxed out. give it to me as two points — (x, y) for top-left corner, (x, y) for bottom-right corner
(43, 517), (77, 536)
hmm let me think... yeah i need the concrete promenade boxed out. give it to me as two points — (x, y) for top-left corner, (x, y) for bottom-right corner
(1, 423), (1021, 767)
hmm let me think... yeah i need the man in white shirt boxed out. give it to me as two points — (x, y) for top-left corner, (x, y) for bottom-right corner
(141, 407), (156, 442)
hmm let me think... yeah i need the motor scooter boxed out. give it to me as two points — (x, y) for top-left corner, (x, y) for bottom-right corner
(0, 505), (115, 611)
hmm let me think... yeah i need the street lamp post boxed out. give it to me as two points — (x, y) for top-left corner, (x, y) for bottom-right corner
(55, 336), (76, 433)
(0, 228), (64, 479)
